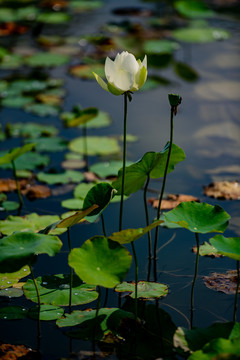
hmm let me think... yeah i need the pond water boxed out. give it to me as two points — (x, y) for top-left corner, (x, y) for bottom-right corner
(0, 0), (240, 359)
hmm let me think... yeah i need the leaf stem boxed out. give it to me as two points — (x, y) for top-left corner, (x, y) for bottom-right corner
(101, 214), (106, 237)
(233, 260), (240, 322)
(67, 228), (73, 313)
(11, 160), (23, 207)
(83, 124), (88, 171)
(131, 241), (138, 320)
(153, 107), (174, 280)
(30, 265), (41, 350)
(119, 92), (128, 231)
(144, 174), (152, 281)
(190, 232), (200, 329)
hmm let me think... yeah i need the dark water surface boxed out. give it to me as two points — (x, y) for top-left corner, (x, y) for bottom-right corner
(0, 0), (240, 359)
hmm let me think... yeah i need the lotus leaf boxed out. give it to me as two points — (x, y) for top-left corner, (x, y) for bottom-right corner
(210, 235), (240, 260)
(68, 236), (132, 288)
(23, 274), (98, 306)
(0, 266), (30, 290)
(0, 232), (62, 273)
(69, 136), (120, 156)
(115, 281), (168, 299)
(37, 170), (84, 185)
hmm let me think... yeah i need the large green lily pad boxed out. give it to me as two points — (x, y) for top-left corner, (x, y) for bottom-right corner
(74, 182), (96, 199)
(0, 232), (62, 273)
(209, 235), (240, 260)
(23, 274), (98, 306)
(37, 170), (84, 185)
(68, 236), (132, 288)
(25, 136), (68, 152)
(90, 161), (132, 178)
(173, 27), (230, 43)
(109, 220), (163, 244)
(112, 143), (185, 195)
(174, 0), (215, 18)
(143, 39), (180, 54)
(115, 281), (168, 299)
(57, 307), (135, 340)
(0, 266), (30, 290)
(0, 213), (66, 236)
(37, 12), (70, 24)
(6, 122), (58, 138)
(69, 136), (120, 156)
(61, 198), (84, 210)
(28, 304), (64, 321)
(25, 52), (70, 67)
(164, 202), (230, 233)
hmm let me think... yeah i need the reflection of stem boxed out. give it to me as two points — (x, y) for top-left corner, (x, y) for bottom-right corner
(101, 214), (106, 237)
(67, 228), (73, 313)
(153, 107), (174, 281)
(119, 92), (128, 232)
(30, 265), (41, 350)
(190, 232), (200, 329)
(131, 242), (138, 320)
(11, 160), (23, 208)
(83, 124), (88, 171)
(233, 260), (240, 322)
(144, 174), (152, 281)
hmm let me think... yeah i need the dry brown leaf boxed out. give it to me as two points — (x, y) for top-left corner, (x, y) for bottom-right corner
(61, 159), (86, 169)
(84, 171), (99, 182)
(0, 343), (39, 360)
(204, 270), (240, 294)
(204, 181), (240, 200)
(0, 23), (28, 36)
(148, 194), (199, 210)
(0, 178), (29, 193)
(24, 185), (51, 200)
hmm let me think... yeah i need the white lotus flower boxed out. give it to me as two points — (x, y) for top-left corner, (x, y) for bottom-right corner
(93, 51), (147, 95)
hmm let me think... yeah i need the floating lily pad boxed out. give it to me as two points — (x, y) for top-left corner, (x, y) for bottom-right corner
(90, 161), (130, 178)
(79, 111), (112, 128)
(143, 39), (180, 54)
(57, 307), (135, 341)
(163, 202), (230, 233)
(0, 306), (28, 320)
(0, 266), (30, 290)
(210, 235), (240, 260)
(70, 0), (103, 12)
(74, 182), (96, 199)
(68, 236), (132, 288)
(83, 182), (116, 222)
(0, 54), (24, 69)
(1, 201), (19, 211)
(174, 62), (199, 82)
(172, 27), (230, 43)
(28, 304), (64, 321)
(69, 136), (120, 156)
(37, 12), (71, 24)
(25, 137), (67, 152)
(112, 143), (185, 196)
(109, 220), (162, 244)
(174, 0), (215, 18)
(24, 103), (60, 116)
(61, 198), (84, 210)
(0, 231), (62, 273)
(69, 63), (105, 79)
(37, 170), (84, 185)
(0, 288), (23, 297)
(23, 274), (98, 306)
(0, 213), (66, 236)
(1, 96), (34, 108)
(192, 241), (220, 257)
(115, 281), (168, 299)
(62, 107), (98, 127)
(6, 122), (58, 138)
(6, 79), (48, 93)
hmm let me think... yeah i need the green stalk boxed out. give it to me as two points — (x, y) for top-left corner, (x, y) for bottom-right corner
(153, 106), (174, 281)
(131, 241), (138, 320)
(67, 228), (73, 313)
(101, 214), (107, 237)
(119, 92), (128, 231)
(92, 286), (102, 351)
(11, 159), (23, 207)
(83, 124), (88, 171)
(233, 260), (240, 322)
(30, 265), (41, 350)
(144, 174), (152, 281)
(190, 232), (200, 329)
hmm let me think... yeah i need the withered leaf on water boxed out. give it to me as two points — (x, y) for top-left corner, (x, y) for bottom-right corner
(204, 181), (240, 200)
(0, 343), (40, 360)
(148, 194), (199, 210)
(0, 178), (30, 192)
(204, 270), (240, 294)
(24, 185), (51, 200)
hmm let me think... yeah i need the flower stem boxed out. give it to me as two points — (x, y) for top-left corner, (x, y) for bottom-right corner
(30, 265), (41, 350)
(153, 106), (174, 281)
(119, 92), (128, 231)
(67, 228), (73, 313)
(190, 232), (200, 329)
(131, 241), (138, 320)
(11, 160), (23, 207)
(101, 214), (106, 237)
(144, 174), (152, 281)
(233, 260), (240, 322)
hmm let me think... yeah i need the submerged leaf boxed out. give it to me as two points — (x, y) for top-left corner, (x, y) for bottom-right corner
(204, 270), (240, 294)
